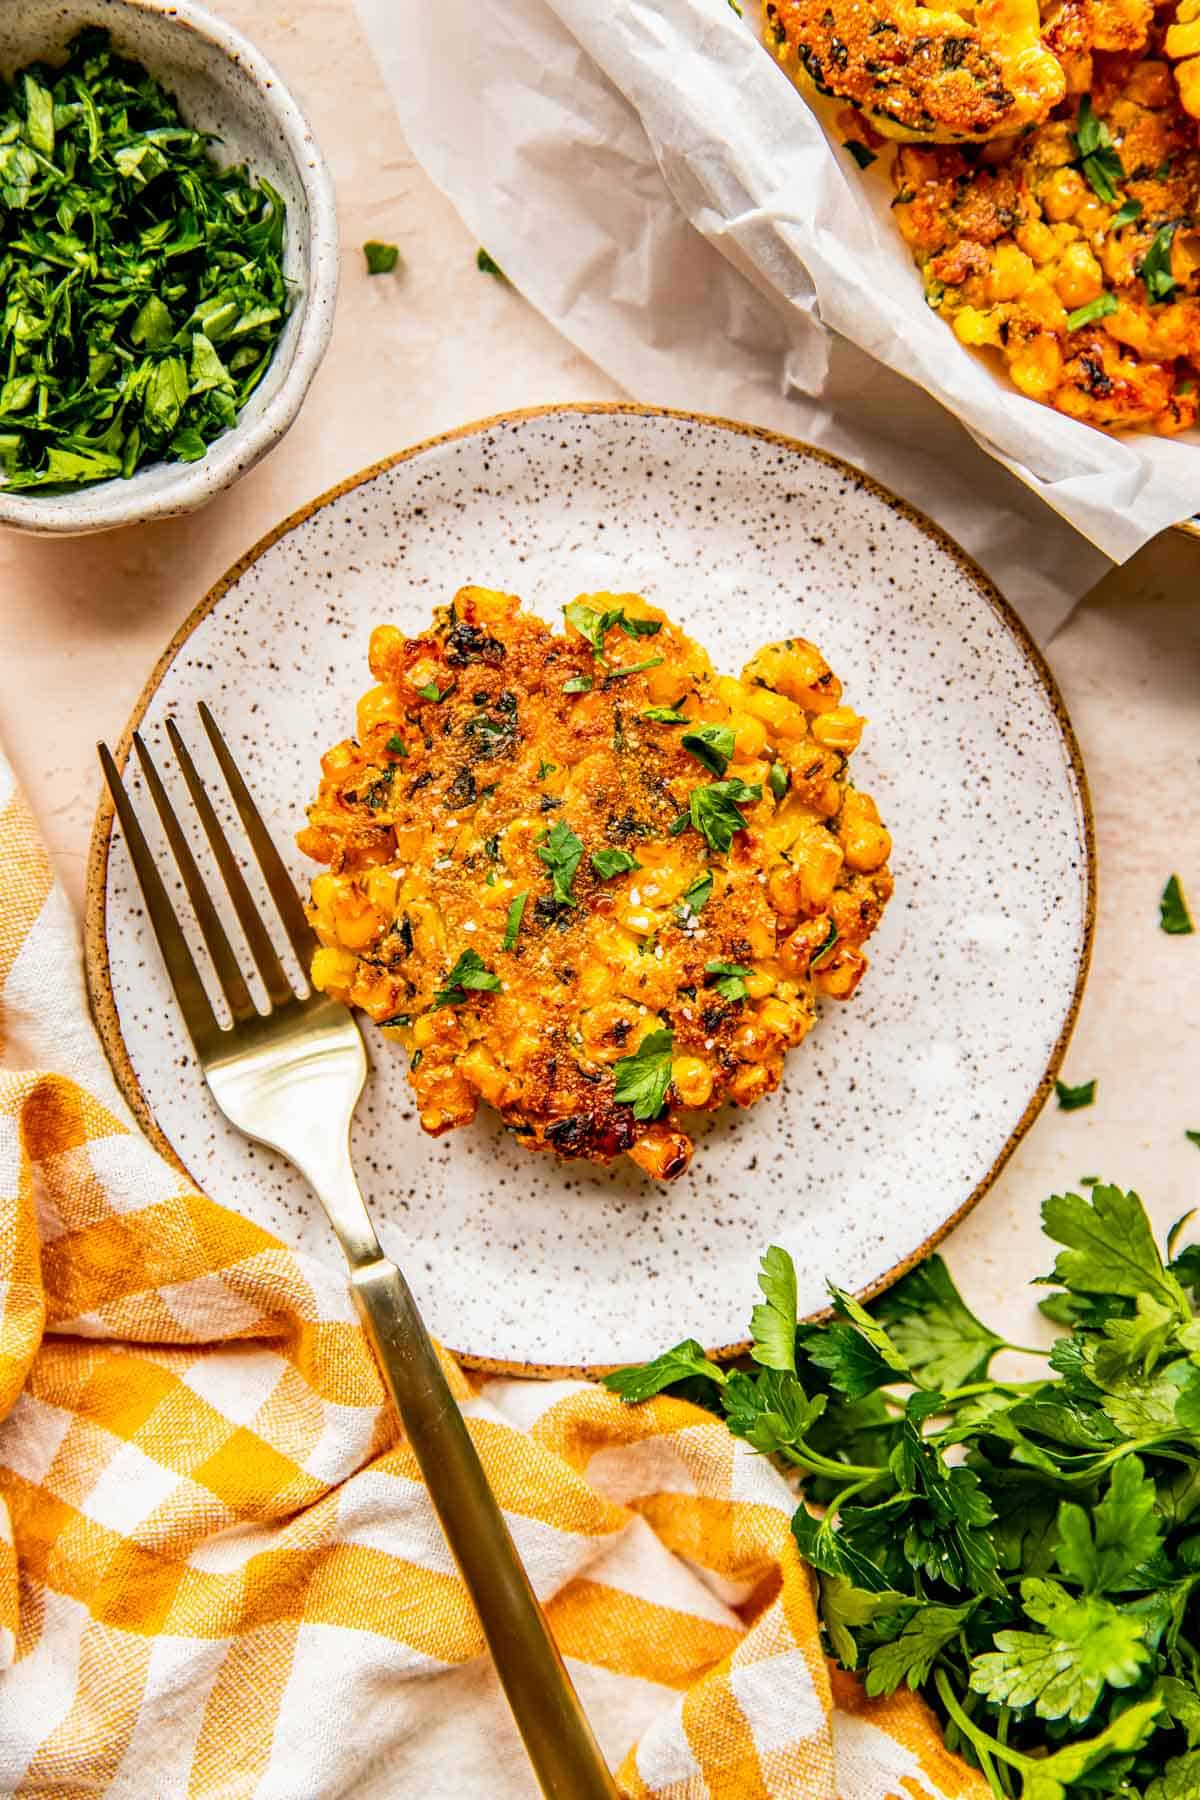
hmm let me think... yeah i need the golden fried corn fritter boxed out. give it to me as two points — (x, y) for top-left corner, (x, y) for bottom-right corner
(1166, 0), (1200, 115)
(891, 41), (1200, 431)
(765, 0), (1070, 141)
(299, 587), (892, 1182)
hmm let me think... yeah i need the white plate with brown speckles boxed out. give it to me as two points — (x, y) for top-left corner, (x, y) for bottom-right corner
(86, 403), (1094, 1375)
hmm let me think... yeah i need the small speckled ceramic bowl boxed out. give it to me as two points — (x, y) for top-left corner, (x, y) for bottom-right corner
(0, 0), (338, 536)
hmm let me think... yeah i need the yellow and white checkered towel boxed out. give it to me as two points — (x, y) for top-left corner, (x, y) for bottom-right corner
(0, 748), (984, 1798)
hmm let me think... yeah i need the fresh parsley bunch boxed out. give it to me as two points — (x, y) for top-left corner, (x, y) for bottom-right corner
(0, 30), (290, 489)
(604, 1186), (1200, 1798)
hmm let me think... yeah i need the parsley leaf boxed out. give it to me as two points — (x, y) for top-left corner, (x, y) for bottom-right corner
(1161, 874), (1195, 934)
(602, 1337), (725, 1401)
(563, 674), (593, 693)
(433, 948), (501, 1007)
(749, 1245), (798, 1372)
(1072, 96), (1125, 203)
(501, 892), (527, 951)
(385, 734), (407, 755)
(723, 1365), (826, 1454)
(476, 247), (504, 278)
(612, 1028), (674, 1120)
(642, 705), (689, 724)
(689, 778), (762, 854)
(1142, 224), (1180, 303)
(1055, 1077), (1096, 1111)
(417, 680), (451, 703)
(537, 820), (584, 905)
(363, 240), (399, 275)
(1041, 1183), (1191, 1316)
(591, 847), (641, 880)
(678, 869), (713, 917)
(1055, 1453), (1162, 1592)
(875, 1255), (1005, 1391)
(1110, 196), (1143, 231)
(844, 138), (877, 169)
(1066, 292), (1118, 331)
(704, 960), (751, 1001)
(681, 724), (736, 777)
(970, 1577), (1150, 1721)
(768, 761), (790, 800)
(865, 1601), (976, 1696)
(606, 656), (663, 680)
(564, 600), (622, 653)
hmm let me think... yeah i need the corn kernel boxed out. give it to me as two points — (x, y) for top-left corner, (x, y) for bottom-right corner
(671, 1055), (714, 1107)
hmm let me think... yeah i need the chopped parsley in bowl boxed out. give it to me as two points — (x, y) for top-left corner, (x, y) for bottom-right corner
(0, 1), (336, 532)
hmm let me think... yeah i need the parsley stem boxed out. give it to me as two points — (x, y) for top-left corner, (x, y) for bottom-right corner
(778, 1443), (883, 1482)
(820, 1473), (880, 1526)
(933, 1669), (1030, 1777)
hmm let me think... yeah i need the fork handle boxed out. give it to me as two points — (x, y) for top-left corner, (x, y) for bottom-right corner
(349, 1258), (619, 1800)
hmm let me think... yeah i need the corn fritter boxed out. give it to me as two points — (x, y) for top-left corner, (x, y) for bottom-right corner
(299, 586), (893, 1182)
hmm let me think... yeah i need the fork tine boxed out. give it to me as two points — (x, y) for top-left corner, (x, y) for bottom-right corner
(165, 717), (295, 1009)
(132, 733), (257, 1024)
(197, 701), (320, 969)
(98, 742), (221, 1056)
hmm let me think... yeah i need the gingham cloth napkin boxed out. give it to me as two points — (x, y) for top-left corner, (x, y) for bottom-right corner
(0, 747), (983, 1799)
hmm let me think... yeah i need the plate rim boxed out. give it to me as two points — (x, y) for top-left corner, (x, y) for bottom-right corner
(84, 399), (1097, 1378)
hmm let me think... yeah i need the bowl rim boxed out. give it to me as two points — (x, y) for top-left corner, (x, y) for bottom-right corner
(0, 0), (338, 535)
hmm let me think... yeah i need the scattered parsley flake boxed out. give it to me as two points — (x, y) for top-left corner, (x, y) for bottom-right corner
(810, 920), (839, 969)
(363, 240), (399, 275)
(1142, 225), (1179, 303)
(844, 139), (877, 169)
(1072, 96), (1124, 204)
(769, 761), (790, 801)
(689, 778), (762, 854)
(679, 868), (713, 916)
(433, 947), (501, 1008)
(643, 705), (689, 724)
(681, 724), (735, 777)
(563, 674), (593, 694)
(1160, 874), (1194, 935)
(501, 893), (527, 952)
(416, 680), (450, 703)
(606, 656), (663, 680)
(1067, 293), (1118, 332)
(537, 820), (584, 905)
(476, 247), (504, 278)
(385, 734), (407, 755)
(704, 959), (752, 1001)
(592, 847), (641, 880)
(612, 1028), (674, 1120)
(1110, 197), (1143, 231)
(1056, 1077), (1097, 1112)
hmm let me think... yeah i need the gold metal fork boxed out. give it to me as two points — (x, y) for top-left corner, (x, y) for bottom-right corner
(99, 705), (617, 1800)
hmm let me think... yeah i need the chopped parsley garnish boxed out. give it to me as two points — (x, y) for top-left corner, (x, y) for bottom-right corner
(591, 848), (641, 880)
(643, 706), (689, 724)
(0, 29), (291, 491)
(564, 674), (593, 694)
(502, 893), (527, 951)
(1187, 1129), (1200, 1148)
(476, 247), (504, 277)
(1141, 225), (1179, 303)
(810, 920), (839, 968)
(1160, 873), (1194, 934)
(1066, 293), (1118, 332)
(678, 869), (714, 917)
(363, 241), (399, 274)
(385, 734), (408, 755)
(563, 601), (662, 654)
(768, 761), (790, 801)
(417, 680), (451, 703)
(844, 139), (876, 169)
(704, 960), (752, 1001)
(681, 724), (736, 777)
(606, 656), (664, 680)
(536, 760), (557, 780)
(433, 948), (501, 1007)
(1072, 96), (1124, 204)
(537, 820), (584, 905)
(1109, 197), (1142, 232)
(1056, 1077), (1097, 1111)
(689, 778), (762, 855)
(376, 1011), (412, 1028)
(613, 1028), (674, 1120)
(667, 811), (691, 837)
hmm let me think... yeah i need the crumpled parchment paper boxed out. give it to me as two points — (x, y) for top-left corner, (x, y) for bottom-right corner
(355, 0), (1200, 640)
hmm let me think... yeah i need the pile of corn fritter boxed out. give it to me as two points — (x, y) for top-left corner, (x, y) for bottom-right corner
(299, 585), (892, 1181)
(766, 0), (1200, 433)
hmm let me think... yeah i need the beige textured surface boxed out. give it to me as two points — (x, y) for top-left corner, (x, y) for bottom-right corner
(0, 0), (1196, 1344)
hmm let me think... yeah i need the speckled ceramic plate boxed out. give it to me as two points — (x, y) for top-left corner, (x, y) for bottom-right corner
(86, 404), (1094, 1374)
